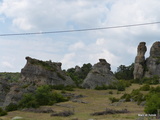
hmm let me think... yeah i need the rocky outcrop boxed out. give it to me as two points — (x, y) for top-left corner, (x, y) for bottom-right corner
(133, 42), (147, 79)
(3, 84), (36, 107)
(144, 42), (160, 77)
(133, 41), (160, 79)
(0, 79), (10, 106)
(20, 57), (75, 86)
(82, 59), (116, 89)
(2, 57), (75, 107)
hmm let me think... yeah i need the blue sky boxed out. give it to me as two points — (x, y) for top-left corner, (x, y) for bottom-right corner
(0, 0), (160, 72)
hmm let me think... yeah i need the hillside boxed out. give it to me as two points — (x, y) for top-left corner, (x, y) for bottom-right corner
(0, 83), (158, 120)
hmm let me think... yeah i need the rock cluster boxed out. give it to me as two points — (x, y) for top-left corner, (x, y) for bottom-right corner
(82, 59), (116, 89)
(133, 41), (160, 79)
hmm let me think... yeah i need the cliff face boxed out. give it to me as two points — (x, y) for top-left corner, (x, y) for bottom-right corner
(82, 59), (116, 89)
(133, 41), (160, 79)
(21, 57), (75, 86)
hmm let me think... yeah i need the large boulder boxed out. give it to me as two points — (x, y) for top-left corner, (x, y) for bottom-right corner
(20, 57), (75, 86)
(133, 42), (147, 79)
(82, 59), (117, 89)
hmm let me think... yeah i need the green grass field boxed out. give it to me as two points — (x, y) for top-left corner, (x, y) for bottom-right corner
(0, 84), (158, 120)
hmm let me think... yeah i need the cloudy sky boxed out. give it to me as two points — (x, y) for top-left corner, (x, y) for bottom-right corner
(0, 0), (160, 72)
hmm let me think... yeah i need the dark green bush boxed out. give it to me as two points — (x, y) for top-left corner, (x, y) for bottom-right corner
(149, 86), (160, 93)
(5, 103), (18, 112)
(95, 85), (108, 90)
(121, 93), (131, 102)
(108, 91), (113, 94)
(140, 76), (159, 84)
(0, 107), (7, 116)
(109, 97), (119, 103)
(18, 93), (39, 108)
(18, 85), (68, 108)
(144, 93), (160, 114)
(140, 84), (150, 91)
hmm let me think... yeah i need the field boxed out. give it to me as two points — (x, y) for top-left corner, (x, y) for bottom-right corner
(0, 84), (158, 120)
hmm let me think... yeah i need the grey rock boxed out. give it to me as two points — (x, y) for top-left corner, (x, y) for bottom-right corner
(20, 56), (75, 86)
(133, 42), (147, 79)
(82, 59), (117, 89)
(133, 41), (160, 79)
(144, 41), (160, 77)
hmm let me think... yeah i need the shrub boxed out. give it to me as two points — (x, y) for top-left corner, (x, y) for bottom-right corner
(5, 103), (18, 112)
(95, 85), (108, 90)
(108, 91), (113, 94)
(0, 107), (7, 116)
(140, 84), (150, 91)
(18, 85), (68, 108)
(149, 86), (160, 93)
(121, 93), (131, 102)
(144, 93), (160, 114)
(18, 93), (39, 108)
(140, 76), (159, 84)
(109, 97), (119, 103)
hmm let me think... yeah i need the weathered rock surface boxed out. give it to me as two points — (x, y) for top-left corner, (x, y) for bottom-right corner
(133, 42), (147, 79)
(82, 59), (116, 89)
(3, 84), (36, 107)
(0, 79), (10, 106)
(133, 41), (160, 79)
(20, 57), (75, 86)
(144, 41), (160, 77)
(2, 57), (75, 107)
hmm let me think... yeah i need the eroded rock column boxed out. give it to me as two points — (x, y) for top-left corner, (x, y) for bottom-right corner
(133, 42), (147, 79)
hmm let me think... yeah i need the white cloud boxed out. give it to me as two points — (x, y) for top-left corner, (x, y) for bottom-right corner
(2, 61), (13, 69)
(69, 41), (85, 51)
(0, 0), (160, 72)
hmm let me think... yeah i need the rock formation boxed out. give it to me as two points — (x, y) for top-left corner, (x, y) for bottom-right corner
(0, 79), (10, 106)
(133, 42), (147, 79)
(2, 57), (75, 107)
(144, 41), (160, 77)
(82, 59), (116, 89)
(133, 41), (160, 79)
(20, 57), (75, 86)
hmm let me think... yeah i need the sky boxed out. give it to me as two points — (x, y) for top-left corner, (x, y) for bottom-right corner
(0, 0), (160, 72)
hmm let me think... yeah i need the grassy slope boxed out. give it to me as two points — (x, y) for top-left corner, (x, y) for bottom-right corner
(0, 84), (158, 120)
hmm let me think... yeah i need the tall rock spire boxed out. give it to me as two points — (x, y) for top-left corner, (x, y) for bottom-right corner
(133, 42), (147, 79)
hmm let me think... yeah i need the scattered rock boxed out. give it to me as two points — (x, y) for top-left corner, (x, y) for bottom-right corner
(71, 99), (88, 104)
(11, 116), (24, 120)
(22, 108), (54, 113)
(50, 110), (74, 117)
(82, 59), (117, 89)
(91, 108), (129, 116)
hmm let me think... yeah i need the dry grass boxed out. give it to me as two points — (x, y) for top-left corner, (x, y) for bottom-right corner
(0, 83), (156, 120)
